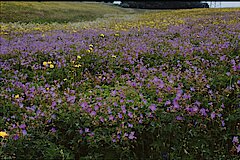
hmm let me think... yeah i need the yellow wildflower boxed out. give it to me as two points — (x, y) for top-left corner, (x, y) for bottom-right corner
(71, 61), (75, 64)
(77, 56), (81, 59)
(89, 44), (94, 48)
(46, 88), (49, 91)
(15, 94), (19, 99)
(63, 78), (67, 81)
(89, 47), (93, 51)
(49, 64), (54, 69)
(0, 131), (8, 138)
(43, 61), (48, 66)
(47, 61), (52, 64)
(86, 49), (91, 53)
(114, 33), (120, 37)
(74, 64), (82, 68)
(112, 55), (117, 58)
(100, 34), (105, 38)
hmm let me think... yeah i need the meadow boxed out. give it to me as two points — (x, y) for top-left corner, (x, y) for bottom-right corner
(0, 2), (240, 159)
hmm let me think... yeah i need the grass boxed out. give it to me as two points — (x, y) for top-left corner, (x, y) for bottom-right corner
(0, 1), (143, 23)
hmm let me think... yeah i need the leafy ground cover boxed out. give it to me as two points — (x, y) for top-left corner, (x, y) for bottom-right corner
(0, 2), (240, 159)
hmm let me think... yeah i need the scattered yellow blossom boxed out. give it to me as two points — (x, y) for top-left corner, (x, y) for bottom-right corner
(86, 49), (91, 53)
(112, 55), (117, 58)
(114, 33), (120, 37)
(71, 61), (75, 64)
(100, 33), (105, 38)
(49, 64), (54, 69)
(15, 94), (20, 99)
(77, 56), (81, 59)
(74, 64), (82, 68)
(43, 61), (48, 66)
(47, 61), (52, 64)
(46, 88), (49, 91)
(63, 78), (67, 81)
(89, 44), (93, 48)
(89, 47), (93, 51)
(0, 131), (8, 138)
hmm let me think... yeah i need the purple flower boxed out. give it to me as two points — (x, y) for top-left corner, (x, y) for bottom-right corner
(109, 115), (114, 121)
(128, 111), (133, 118)
(199, 108), (207, 116)
(128, 131), (136, 140)
(90, 111), (96, 116)
(50, 127), (57, 133)
(85, 128), (89, 133)
(19, 124), (26, 129)
(221, 120), (225, 127)
(211, 112), (216, 119)
(118, 113), (123, 119)
(149, 104), (157, 112)
(176, 116), (183, 121)
(13, 134), (19, 140)
(22, 130), (27, 136)
(128, 123), (133, 128)
(237, 145), (240, 153)
(232, 136), (239, 144)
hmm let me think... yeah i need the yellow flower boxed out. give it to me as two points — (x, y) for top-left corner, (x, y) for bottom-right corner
(77, 56), (81, 59)
(86, 49), (91, 53)
(63, 78), (67, 81)
(89, 44), (93, 48)
(100, 33), (105, 38)
(49, 64), (54, 69)
(71, 61), (75, 64)
(74, 64), (82, 68)
(114, 33), (120, 37)
(43, 61), (48, 66)
(0, 131), (8, 138)
(47, 61), (52, 64)
(46, 88), (49, 91)
(15, 94), (19, 99)
(89, 47), (93, 51)
(112, 55), (117, 58)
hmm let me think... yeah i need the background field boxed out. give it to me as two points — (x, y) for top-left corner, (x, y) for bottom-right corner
(0, 1), (145, 23)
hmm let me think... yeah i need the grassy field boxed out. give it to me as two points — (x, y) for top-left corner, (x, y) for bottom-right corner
(1, 2), (240, 160)
(0, 1), (143, 23)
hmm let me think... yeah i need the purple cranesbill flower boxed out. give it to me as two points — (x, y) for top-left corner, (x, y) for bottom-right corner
(118, 113), (123, 119)
(165, 100), (171, 106)
(128, 123), (133, 128)
(109, 115), (114, 121)
(112, 138), (116, 142)
(199, 108), (207, 117)
(13, 134), (19, 140)
(79, 129), (83, 134)
(19, 124), (26, 129)
(149, 104), (157, 112)
(85, 128), (90, 133)
(211, 112), (216, 119)
(50, 127), (56, 133)
(94, 105), (99, 111)
(128, 131), (136, 140)
(221, 120), (225, 127)
(90, 111), (96, 116)
(128, 111), (133, 118)
(176, 116), (183, 121)
(173, 99), (180, 109)
(124, 133), (128, 137)
(237, 145), (240, 153)
(158, 98), (162, 103)
(22, 130), (27, 136)
(232, 136), (239, 144)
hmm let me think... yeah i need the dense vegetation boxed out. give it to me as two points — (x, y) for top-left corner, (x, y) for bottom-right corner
(0, 2), (239, 159)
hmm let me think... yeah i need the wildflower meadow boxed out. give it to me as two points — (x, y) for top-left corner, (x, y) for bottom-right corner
(0, 2), (240, 159)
